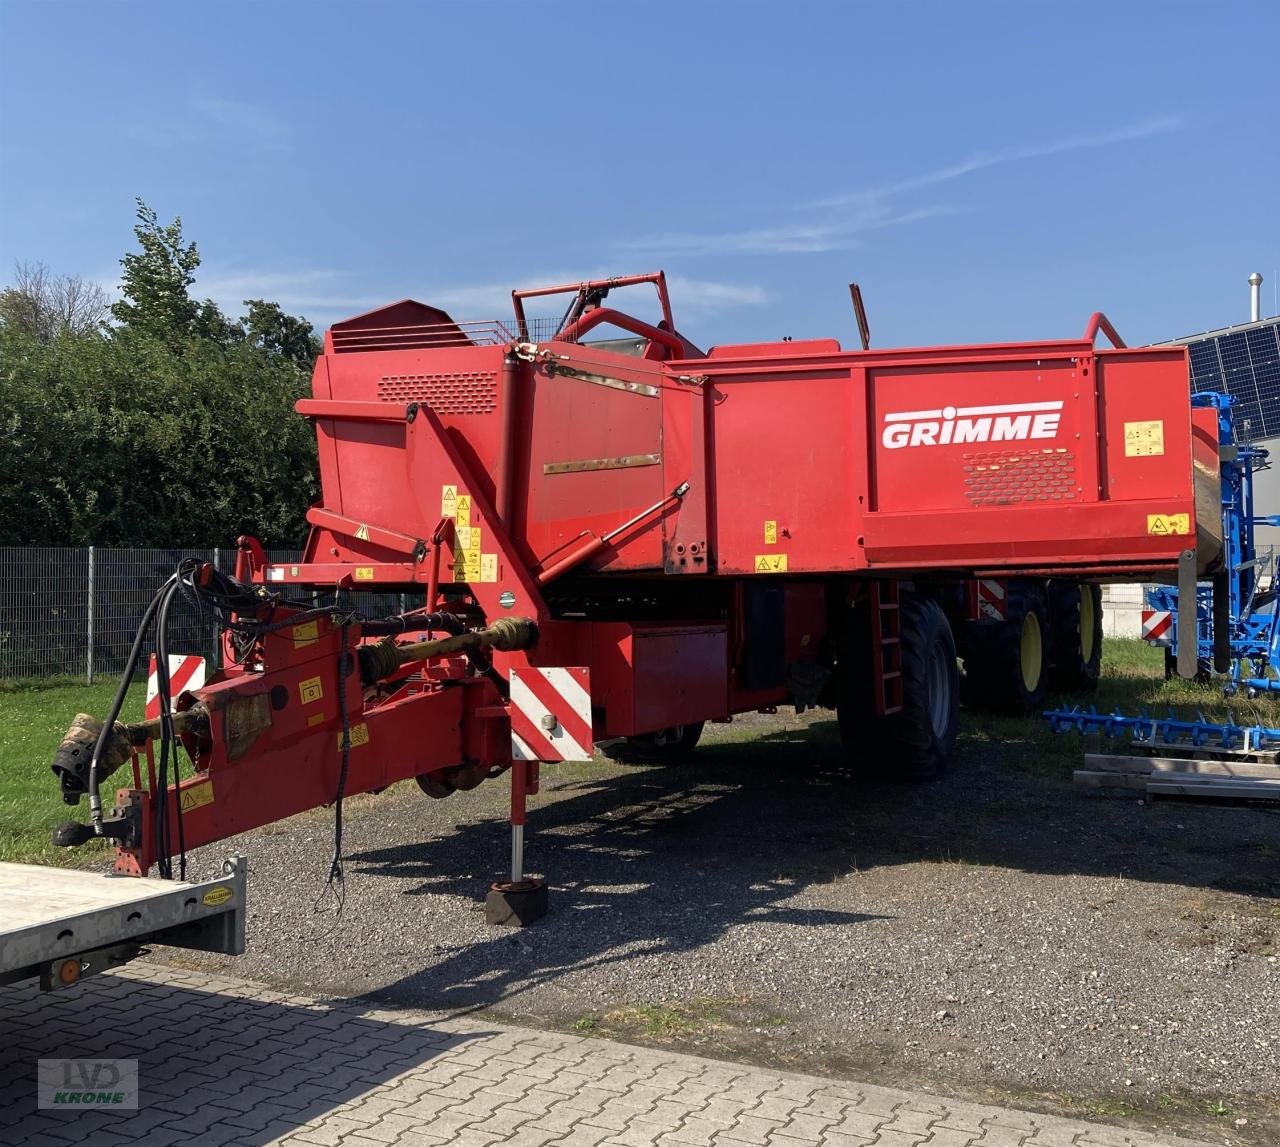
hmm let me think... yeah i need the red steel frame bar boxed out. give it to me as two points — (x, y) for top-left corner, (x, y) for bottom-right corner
(511, 273), (674, 339)
(1083, 311), (1127, 348)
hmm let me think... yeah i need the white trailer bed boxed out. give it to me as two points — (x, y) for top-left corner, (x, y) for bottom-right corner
(0, 856), (245, 990)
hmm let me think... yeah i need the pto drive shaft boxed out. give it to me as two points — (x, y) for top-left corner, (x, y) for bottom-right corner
(51, 708), (210, 805)
(357, 615), (538, 683)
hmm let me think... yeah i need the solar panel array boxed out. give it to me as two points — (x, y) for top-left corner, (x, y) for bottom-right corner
(1184, 318), (1280, 441)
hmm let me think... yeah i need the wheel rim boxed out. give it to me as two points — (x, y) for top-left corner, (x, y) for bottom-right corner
(1020, 611), (1043, 692)
(927, 638), (951, 738)
(1079, 587), (1096, 662)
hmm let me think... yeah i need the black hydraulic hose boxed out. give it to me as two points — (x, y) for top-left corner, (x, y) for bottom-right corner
(324, 623), (353, 912)
(358, 610), (465, 637)
(86, 574), (175, 830)
(154, 579), (187, 880)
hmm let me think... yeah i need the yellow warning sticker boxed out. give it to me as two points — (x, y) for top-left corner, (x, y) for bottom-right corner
(353, 567), (374, 581)
(441, 484), (457, 516)
(1125, 420), (1165, 457)
(764, 520), (778, 545)
(455, 525), (472, 551)
(754, 554), (789, 573)
(179, 779), (214, 813)
(202, 885), (233, 907)
(337, 722), (370, 750)
(307, 712), (326, 728)
(1147, 513), (1190, 536)
(480, 553), (498, 583)
(453, 552), (483, 583)
(455, 494), (472, 528)
(299, 676), (324, 705)
(354, 522), (370, 541)
(292, 620), (319, 648)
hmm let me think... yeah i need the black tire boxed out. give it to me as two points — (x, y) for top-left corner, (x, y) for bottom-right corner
(838, 595), (959, 781)
(600, 721), (705, 763)
(1048, 581), (1102, 692)
(961, 582), (1050, 714)
(1163, 646), (1212, 684)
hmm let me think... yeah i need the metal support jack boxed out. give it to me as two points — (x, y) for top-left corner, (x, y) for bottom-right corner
(485, 759), (548, 926)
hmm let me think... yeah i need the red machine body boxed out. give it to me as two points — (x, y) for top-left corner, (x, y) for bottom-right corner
(293, 281), (1203, 589)
(87, 274), (1219, 881)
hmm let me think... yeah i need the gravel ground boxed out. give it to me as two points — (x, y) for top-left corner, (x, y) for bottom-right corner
(162, 709), (1280, 1145)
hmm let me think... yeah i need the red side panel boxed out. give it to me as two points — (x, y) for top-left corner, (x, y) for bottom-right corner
(517, 342), (667, 572)
(591, 623), (729, 737)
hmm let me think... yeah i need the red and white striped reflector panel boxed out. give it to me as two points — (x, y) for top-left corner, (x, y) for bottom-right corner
(1141, 610), (1173, 646)
(145, 654), (207, 719)
(509, 667), (593, 763)
(977, 579), (1007, 621)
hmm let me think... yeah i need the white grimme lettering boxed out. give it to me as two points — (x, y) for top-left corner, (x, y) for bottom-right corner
(990, 414), (1031, 441)
(1032, 412), (1061, 437)
(881, 404), (1063, 449)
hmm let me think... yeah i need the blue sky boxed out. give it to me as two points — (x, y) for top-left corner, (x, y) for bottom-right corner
(1, 0), (1276, 350)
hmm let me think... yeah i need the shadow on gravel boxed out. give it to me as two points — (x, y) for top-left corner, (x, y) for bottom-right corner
(346, 707), (1280, 1013)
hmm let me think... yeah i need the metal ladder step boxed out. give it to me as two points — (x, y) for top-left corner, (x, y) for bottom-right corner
(870, 582), (904, 716)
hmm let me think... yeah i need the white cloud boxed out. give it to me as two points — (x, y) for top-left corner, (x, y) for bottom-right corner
(619, 205), (961, 257)
(809, 115), (1185, 209)
(665, 276), (768, 311)
(193, 268), (383, 322)
(615, 115), (1183, 260)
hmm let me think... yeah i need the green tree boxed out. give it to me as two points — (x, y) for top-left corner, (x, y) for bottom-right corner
(110, 199), (202, 342)
(0, 200), (324, 549)
(241, 298), (321, 367)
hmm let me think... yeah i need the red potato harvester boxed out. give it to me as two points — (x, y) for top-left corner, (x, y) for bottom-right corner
(50, 273), (1222, 924)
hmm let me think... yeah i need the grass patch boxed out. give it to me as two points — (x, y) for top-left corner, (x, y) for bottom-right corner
(1082, 1098), (1135, 1118)
(0, 680), (144, 864)
(597, 996), (742, 1040)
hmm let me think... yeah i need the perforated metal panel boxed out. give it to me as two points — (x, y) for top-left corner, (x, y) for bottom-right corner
(376, 371), (498, 414)
(962, 448), (1078, 507)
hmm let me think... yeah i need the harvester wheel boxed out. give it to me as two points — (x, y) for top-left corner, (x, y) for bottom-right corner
(839, 595), (958, 781)
(601, 722), (705, 763)
(961, 583), (1050, 713)
(415, 773), (455, 799)
(1048, 582), (1103, 692)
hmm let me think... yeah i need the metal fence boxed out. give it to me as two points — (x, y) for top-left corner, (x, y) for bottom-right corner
(0, 546), (291, 682)
(0, 546), (416, 682)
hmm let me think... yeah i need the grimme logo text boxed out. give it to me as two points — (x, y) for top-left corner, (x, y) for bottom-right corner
(882, 401), (1064, 449)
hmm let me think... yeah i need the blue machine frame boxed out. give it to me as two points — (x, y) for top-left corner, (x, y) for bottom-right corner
(1144, 392), (1280, 697)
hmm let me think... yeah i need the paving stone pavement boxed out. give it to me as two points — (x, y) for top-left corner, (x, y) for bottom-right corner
(0, 964), (1212, 1147)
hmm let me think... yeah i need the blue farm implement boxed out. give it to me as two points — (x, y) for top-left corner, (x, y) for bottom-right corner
(1143, 392), (1280, 696)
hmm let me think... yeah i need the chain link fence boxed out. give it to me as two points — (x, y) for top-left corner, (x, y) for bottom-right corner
(1, 546), (415, 682)
(0, 546), (311, 682)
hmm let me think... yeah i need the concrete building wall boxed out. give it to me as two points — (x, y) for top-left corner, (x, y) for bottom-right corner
(1102, 583), (1144, 638)
(1248, 437), (1280, 555)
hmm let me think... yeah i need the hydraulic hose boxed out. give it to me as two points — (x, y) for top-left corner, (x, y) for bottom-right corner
(86, 574), (175, 830)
